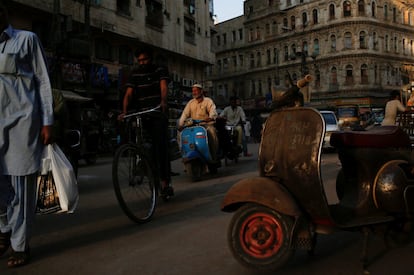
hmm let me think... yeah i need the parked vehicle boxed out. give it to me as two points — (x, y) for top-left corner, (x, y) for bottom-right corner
(221, 107), (414, 272)
(319, 110), (339, 150)
(180, 119), (220, 181)
(336, 104), (360, 130)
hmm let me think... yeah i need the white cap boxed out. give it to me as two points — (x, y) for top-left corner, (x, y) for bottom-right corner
(193, 83), (203, 89)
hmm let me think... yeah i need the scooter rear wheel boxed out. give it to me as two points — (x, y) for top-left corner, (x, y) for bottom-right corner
(228, 203), (295, 271)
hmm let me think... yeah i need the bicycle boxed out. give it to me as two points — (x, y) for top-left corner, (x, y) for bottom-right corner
(112, 106), (168, 223)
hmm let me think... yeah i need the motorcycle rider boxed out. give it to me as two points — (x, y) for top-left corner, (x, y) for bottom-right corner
(220, 96), (252, 157)
(178, 84), (219, 162)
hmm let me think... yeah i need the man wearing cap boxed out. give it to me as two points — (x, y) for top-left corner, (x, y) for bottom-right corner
(178, 84), (219, 161)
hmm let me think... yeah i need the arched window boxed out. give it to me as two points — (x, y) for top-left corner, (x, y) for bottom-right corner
(256, 51), (261, 66)
(329, 4), (335, 20)
(330, 34), (337, 51)
(359, 31), (367, 49)
(361, 64), (368, 84)
(371, 1), (376, 17)
(313, 9), (318, 24)
(313, 39), (320, 56)
(303, 41), (308, 56)
(284, 45), (289, 61)
(344, 1), (352, 17)
(384, 4), (388, 20)
(291, 44), (297, 59)
(250, 53), (255, 68)
(272, 21), (277, 34)
(345, 65), (354, 85)
(283, 18), (288, 32)
(344, 32), (352, 49)
(385, 35), (389, 51)
(373, 32), (378, 50)
(358, 0), (365, 16)
(331, 67), (338, 85)
(302, 12), (308, 27)
(315, 69), (321, 88)
(291, 15), (296, 30)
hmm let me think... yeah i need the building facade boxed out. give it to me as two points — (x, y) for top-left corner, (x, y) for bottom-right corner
(8, 0), (215, 111)
(209, 0), (414, 111)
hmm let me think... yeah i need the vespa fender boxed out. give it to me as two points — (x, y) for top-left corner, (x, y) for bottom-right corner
(221, 176), (301, 217)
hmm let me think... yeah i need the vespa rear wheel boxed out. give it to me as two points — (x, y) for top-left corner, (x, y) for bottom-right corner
(228, 203), (295, 271)
(187, 160), (203, 182)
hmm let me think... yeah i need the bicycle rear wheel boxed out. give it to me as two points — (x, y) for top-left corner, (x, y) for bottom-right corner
(112, 144), (157, 223)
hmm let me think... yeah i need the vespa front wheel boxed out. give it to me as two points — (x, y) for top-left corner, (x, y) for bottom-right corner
(228, 203), (295, 271)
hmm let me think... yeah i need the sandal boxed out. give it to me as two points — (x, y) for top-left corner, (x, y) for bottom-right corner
(7, 249), (30, 268)
(0, 231), (11, 257)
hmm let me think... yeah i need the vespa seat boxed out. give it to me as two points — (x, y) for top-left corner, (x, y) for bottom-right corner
(330, 126), (411, 149)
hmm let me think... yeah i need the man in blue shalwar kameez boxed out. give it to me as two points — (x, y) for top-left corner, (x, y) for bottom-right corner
(0, 0), (54, 268)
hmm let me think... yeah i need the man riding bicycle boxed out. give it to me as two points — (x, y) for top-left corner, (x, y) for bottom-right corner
(118, 46), (173, 197)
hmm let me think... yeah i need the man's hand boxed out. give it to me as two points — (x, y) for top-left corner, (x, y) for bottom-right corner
(177, 125), (184, 132)
(41, 125), (52, 145)
(118, 113), (126, 121)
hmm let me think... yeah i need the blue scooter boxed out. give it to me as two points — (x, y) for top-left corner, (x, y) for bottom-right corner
(180, 119), (219, 181)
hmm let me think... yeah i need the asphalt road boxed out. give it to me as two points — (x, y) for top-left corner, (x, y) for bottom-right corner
(1, 144), (414, 275)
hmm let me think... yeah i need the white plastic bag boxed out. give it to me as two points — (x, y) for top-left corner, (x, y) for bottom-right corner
(45, 144), (79, 213)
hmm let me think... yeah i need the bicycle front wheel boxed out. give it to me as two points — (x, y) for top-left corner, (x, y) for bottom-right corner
(112, 144), (157, 223)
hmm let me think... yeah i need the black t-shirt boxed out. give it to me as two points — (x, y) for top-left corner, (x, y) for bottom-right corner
(125, 64), (169, 111)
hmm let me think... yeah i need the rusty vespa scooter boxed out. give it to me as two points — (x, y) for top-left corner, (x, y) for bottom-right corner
(220, 76), (414, 272)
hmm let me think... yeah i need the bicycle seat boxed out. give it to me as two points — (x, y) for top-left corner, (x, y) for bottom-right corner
(330, 126), (411, 148)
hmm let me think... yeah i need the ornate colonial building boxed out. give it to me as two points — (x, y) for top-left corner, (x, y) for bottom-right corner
(208, 0), (414, 110)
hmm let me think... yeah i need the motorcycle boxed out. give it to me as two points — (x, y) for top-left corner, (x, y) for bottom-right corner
(180, 119), (220, 181)
(220, 77), (414, 272)
(215, 117), (243, 166)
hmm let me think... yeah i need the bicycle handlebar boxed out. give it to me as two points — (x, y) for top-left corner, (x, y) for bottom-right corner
(123, 106), (161, 119)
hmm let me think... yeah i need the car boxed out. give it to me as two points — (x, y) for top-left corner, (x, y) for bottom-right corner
(320, 110), (340, 150)
(336, 104), (360, 130)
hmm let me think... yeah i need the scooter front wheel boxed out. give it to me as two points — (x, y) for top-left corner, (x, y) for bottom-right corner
(228, 203), (295, 271)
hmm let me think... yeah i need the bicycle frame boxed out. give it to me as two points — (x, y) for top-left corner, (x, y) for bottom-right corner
(123, 106), (161, 145)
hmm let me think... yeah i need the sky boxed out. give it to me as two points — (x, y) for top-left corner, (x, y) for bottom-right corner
(213, 0), (244, 23)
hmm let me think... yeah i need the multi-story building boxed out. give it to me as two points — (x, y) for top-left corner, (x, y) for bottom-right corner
(209, 0), (414, 111)
(8, 0), (215, 112)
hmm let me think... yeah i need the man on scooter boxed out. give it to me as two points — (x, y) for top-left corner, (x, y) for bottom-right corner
(178, 84), (219, 162)
(220, 96), (252, 157)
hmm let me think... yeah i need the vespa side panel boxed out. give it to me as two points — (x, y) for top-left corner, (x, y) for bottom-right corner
(259, 107), (333, 222)
(181, 126), (211, 162)
(221, 177), (301, 217)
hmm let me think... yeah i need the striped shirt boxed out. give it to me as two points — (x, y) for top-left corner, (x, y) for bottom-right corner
(125, 64), (169, 111)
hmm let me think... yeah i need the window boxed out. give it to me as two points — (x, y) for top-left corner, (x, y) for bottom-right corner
(117, 0), (130, 16)
(256, 51), (261, 66)
(239, 55), (244, 67)
(313, 39), (319, 56)
(373, 32), (378, 50)
(331, 67), (338, 85)
(358, 0), (365, 16)
(313, 9), (318, 24)
(273, 48), (279, 64)
(361, 64), (368, 84)
(272, 21), (277, 34)
(283, 18), (288, 32)
(315, 69), (321, 88)
(393, 7), (397, 23)
(302, 41), (308, 56)
(265, 23), (270, 35)
(118, 45), (133, 65)
(95, 38), (112, 61)
(238, 29), (243, 40)
(384, 4), (388, 20)
(232, 30), (236, 42)
(223, 33), (227, 45)
(344, 1), (352, 17)
(344, 32), (352, 49)
(345, 65), (353, 85)
(145, 0), (163, 28)
(267, 49), (271, 64)
(291, 16), (296, 30)
(329, 4), (335, 20)
(359, 31), (367, 49)
(184, 17), (196, 44)
(284, 46), (289, 61)
(256, 27), (261, 40)
(232, 56), (237, 67)
(250, 53), (255, 68)
(302, 12), (308, 27)
(385, 35), (389, 51)
(371, 1), (376, 17)
(216, 35), (221, 46)
(330, 34), (337, 51)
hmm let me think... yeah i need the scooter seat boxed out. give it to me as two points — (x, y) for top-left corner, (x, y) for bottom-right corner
(330, 126), (411, 148)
